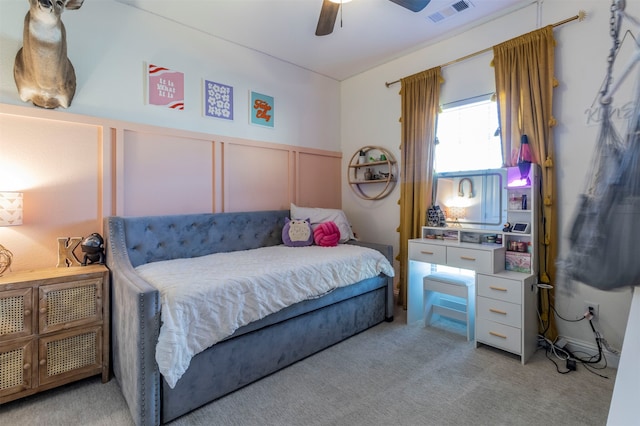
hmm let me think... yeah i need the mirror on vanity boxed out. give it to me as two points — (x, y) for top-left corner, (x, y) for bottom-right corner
(432, 168), (507, 230)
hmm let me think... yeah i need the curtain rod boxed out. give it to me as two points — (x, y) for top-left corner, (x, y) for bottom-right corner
(384, 10), (586, 88)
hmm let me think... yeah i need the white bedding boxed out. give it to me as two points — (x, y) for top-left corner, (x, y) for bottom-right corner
(135, 244), (395, 388)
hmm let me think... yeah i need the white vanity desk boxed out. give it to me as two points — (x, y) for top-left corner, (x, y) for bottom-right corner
(408, 233), (539, 364)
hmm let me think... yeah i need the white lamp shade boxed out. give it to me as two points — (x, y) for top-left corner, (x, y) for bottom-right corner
(0, 192), (23, 226)
(447, 206), (466, 219)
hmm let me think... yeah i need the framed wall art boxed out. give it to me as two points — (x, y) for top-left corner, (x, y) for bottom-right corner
(249, 91), (274, 128)
(204, 80), (233, 120)
(146, 63), (184, 110)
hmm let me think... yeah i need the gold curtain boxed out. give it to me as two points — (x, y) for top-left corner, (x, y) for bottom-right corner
(397, 67), (442, 309)
(493, 26), (558, 338)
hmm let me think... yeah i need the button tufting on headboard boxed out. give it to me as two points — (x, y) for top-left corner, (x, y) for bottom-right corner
(111, 211), (289, 268)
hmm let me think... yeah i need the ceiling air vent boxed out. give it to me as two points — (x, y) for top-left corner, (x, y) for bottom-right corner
(451, 0), (471, 12)
(427, 0), (475, 23)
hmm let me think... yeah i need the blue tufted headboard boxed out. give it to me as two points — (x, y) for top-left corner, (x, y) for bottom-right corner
(107, 210), (289, 268)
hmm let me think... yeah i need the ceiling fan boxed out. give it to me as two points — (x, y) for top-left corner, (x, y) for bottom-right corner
(315, 0), (432, 36)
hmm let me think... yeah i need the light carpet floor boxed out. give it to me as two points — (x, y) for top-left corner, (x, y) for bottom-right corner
(0, 307), (616, 426)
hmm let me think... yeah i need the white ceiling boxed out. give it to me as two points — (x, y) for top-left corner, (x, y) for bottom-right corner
(113, 0), (532, 81)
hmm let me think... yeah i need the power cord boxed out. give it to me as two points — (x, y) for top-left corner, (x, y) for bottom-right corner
(538, 334), (573, 374)
(551, 303), (586, 323)
(537, 294), (610, 378)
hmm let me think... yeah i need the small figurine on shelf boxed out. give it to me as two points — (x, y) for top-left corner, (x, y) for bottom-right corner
(364, 168), (373, 180)
(503, 222), (513, 232)
(427, 205), (447, 227)
(358, 150), (367, 164)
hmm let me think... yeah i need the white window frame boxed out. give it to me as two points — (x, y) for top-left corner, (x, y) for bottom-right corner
(434, 93), (502, 173)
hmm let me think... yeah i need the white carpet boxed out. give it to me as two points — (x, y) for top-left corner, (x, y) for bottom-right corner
(0, 307), (616, 426)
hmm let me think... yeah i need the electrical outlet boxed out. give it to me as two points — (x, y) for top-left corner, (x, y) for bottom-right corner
(584, 301), (599, 318)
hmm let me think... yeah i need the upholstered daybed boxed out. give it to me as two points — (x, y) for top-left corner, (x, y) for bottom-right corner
(104, 209), (395, 425)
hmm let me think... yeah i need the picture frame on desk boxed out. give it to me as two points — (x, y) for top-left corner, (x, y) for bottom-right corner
(506, 251), (531, 273)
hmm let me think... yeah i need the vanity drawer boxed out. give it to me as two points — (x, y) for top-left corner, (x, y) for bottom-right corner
(477, 296), (521, 328)
(409, 242), (446, 264)
(476, 319), (521, 354)
(446, 247), (493, 273)
(477, 274), (522, 304)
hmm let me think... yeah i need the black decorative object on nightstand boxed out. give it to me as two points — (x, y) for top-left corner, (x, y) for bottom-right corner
(81, 233), (105, 265)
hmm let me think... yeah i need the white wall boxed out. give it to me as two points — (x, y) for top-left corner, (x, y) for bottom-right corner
(341, 0), (638, 353)
(0, 0), (340, 151)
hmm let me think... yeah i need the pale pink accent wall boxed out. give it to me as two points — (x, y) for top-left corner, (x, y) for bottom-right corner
(0, 104), (341, 272)
(223, 141), (292, 212)
(0, 112), (102, 271)
(121, 130), (214, 216)
(297, 151), (342, 209)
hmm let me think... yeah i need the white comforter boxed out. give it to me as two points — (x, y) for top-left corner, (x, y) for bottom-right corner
(135, 244), (395, 388)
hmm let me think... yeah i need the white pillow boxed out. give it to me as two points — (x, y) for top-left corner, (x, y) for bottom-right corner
(290, 203), (355, 243)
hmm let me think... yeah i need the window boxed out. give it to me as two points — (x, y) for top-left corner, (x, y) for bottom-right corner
(434, 95), (502, 173)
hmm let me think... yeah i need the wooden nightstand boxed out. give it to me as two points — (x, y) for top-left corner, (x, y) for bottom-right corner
(0, 265), (109, 404)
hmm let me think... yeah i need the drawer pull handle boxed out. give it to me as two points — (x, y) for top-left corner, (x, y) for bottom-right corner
(489, 286), (508, 292)
(23, 363), (30, 370)
(490, 331), (507, 339)
(460, 256), (476, 261)
(39, 359), (46, 366)
(24, 309), (31, 316)
(420, 250), (434, 255)
(39, 307), (47, 314)
(490, 308), (508, 315)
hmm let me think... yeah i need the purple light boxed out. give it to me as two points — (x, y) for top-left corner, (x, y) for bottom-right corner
(507, 166), (530, 187)
(517, 135), (533, 185)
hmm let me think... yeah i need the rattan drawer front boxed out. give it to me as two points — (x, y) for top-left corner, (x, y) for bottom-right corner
(39, 278), (102, 334)
(38, 326), (102, 386)
(0, 287), (33, 341)
(0, 266), (109, 404)
(0, 338), (33, 399)
(409, 242), (446, 264)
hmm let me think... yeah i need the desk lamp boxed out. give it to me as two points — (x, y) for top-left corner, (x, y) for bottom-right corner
(0, 192), (23, 276)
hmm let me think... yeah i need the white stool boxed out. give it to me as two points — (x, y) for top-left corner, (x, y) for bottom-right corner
(423, 272), (475, 341)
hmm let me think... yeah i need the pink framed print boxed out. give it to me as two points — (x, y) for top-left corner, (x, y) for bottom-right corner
(147, 63), (184, 110)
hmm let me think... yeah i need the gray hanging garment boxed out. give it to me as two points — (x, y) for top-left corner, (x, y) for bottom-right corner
(561, 64), (640, 290)
(560, 0), (640, 290)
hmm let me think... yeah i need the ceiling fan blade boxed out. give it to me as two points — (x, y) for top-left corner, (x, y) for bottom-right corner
(388, 0), (431, 13)
(316, 0), (340, 36)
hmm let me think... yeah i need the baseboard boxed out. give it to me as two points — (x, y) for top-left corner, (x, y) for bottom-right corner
(562, 337), (620, 369)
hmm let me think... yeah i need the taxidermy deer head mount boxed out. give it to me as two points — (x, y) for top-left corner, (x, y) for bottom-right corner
(13, 0), (84, 109)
